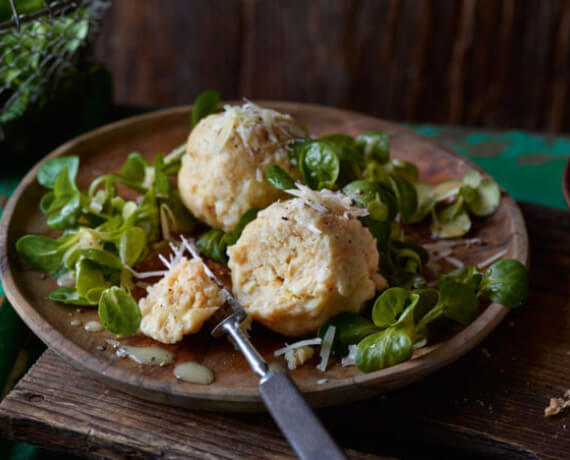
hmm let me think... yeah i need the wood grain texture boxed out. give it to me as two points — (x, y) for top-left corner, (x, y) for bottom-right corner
(0, 350), (387, 460)
(0, 202), (567, 459)
(94, 0), (570, 131)
(0, 103), (528, 412)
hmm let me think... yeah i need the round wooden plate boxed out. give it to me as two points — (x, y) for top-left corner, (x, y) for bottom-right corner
(0, 103), (528, 412)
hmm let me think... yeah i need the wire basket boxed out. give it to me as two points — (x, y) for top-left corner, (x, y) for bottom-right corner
(0, 0), (110, 127)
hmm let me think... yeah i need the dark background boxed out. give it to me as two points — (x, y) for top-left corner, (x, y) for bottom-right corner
(94, 0), (570, 132)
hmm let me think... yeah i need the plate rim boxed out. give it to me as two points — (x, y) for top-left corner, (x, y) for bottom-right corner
(0, 102), (529, 411)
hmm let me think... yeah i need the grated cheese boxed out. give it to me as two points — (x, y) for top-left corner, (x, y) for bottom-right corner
(142, 166), (155, 190)
(274, 337), (323, 357)
(316, 325), (336, 372)
(124, 264), (168, 279)
(477, 249), (508, 269)
(89, 200), (103, 213)
(284, 346), (315, 370)
(444, 256), (465, 268)
(57, 271), (76, 288)
(422, 238), (481, 251)
(430, 248), (453, 261)
(212, 100), (304, 156)
(341, 344), (357, 367)
(158, 253), (172, 270)
(285, 183), (368, 219)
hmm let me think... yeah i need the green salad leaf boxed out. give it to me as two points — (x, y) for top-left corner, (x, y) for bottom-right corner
(265, 165), (296, 190)
(98, 287), (141, 336)
(355, 131), (390, 164)
(355, 328), (413, 373)
(300, 141), (340, 189)
(191, 89), (221, 128)
(480, 259), (528, 308)
(48, 287), (93, 306)
(196, 208), (259, 264)
(371, 287), (410, 328)
(318, 313), (378, 356)
(37, 156), (79, 189)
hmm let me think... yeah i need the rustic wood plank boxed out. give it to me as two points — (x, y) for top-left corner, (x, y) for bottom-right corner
(0, 202), (568, 459)
(94, 0), (570, 131)
(94, 0), (241, 106)
(0, 352), (386, 459)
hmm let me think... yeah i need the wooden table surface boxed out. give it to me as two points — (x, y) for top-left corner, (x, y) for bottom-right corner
(0, 201), (568, 459)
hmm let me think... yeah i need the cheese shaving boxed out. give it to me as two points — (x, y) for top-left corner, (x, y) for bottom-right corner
(341, 344), (358, 367)
(422, 238), (481, 250)
(444, 256), (465, 268)
(285, 183), (368, 219)
(274, 337), (323, 357)
(317, 325), (336, 372)
(213, 100), (304, 156)
(284, 346), (315, 370)
(124, 264), (168, 279)
(477, 249), (508, 269)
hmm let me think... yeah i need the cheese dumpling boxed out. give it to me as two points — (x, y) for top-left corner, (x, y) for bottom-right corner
(178, 101), (304, 232)
(139, 258), (225, 344)
(228, 187), (388, 337)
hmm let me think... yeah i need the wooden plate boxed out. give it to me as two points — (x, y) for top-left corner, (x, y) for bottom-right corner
(0, 103), (528, 412)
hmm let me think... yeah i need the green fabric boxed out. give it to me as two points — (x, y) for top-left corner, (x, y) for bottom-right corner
(0, 116), (567, 459)
(412, 126), (570, 210)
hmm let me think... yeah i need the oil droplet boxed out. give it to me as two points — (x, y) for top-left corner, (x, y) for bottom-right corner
(174, 362), (214, 385)
(84, 321), (104, 332)
(105, 339), (174, 366)
(70, 320), (81, 327)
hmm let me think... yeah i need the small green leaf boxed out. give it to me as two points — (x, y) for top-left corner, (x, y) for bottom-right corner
(388, 175), (418, 223)
(79, 249), (124, 271)
(387, 159), (418, 183)
(154, 155), (170, 198)
(15, 234), (71, 273)
(46, 192), (82, 230)
(372, 287), (410, 328)
(469, 179), (501, 217)
(265, 165), (296, 190)
(196, 229), (227, 264)
(76, 259), (108, 301)
(191, 90), (221, 128)
(355, 327), (413, 373)
(300, 141), (340, 190)
(480, 259), (528, 308)
(37, 156), (79, 189)
(430, 201), (471, 239)
(98, 287), (141, 336)
(48, 287), (94, 306)
(342, 180), (398, 222)
(121, 152), (147, 184)
(410, 182), (435, 223)
(438, 265), (483, 292)
(438, 280), (479, 325)
(119, 227), (147, 267)
(356, 131), (390, 164)
(317, 312), (378, 356)
(412, 288), (439, 322)
(223, 208), (259, 247)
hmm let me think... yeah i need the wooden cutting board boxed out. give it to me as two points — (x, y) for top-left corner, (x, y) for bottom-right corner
(0, 103), (528, 411)
(0, 203), (566, 459)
